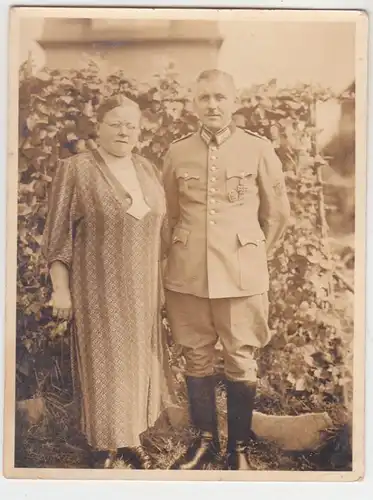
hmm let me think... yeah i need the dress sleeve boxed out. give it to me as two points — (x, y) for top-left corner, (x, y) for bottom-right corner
(41, 157), (80, 270)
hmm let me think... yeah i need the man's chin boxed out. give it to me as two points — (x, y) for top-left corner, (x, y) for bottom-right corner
(203, 118), (224, 131)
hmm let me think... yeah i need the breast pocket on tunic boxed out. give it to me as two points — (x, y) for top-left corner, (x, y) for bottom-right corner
(176, 165), (201, 196)
(226, 165), (256, 204)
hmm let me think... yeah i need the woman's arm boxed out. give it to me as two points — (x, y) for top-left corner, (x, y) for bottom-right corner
(42, 157), (79, 321)
(49, 260), (73, 321)
(50, 260), (70, 292)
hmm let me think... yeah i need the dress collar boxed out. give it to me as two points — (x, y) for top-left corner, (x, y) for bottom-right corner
(97, 147), (134, 169)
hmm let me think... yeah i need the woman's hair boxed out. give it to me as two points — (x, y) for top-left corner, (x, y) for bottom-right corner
(96, 94), (141, 123)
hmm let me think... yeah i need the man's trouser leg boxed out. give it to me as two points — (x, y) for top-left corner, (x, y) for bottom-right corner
(211, 293), (270, 470)
(165, 291), (220, 470)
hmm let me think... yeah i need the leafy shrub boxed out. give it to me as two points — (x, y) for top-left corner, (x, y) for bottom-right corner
(17, 60), (354, 418)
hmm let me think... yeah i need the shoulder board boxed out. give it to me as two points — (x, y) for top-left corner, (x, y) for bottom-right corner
(171, 132), (195, 144)
(242, 128), (270, 142)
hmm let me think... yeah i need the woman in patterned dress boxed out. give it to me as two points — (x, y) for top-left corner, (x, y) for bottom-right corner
(42, 95), (176, 469)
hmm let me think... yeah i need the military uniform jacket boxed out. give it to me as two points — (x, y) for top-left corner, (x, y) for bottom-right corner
(162, 123), (291, 299)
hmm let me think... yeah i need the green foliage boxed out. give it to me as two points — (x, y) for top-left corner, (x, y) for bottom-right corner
(17, 60), (354, 414)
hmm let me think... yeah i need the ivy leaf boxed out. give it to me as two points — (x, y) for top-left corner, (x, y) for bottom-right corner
(59, 96), (74, 105)
(66, 132), (78, 142)
(18, 204), (33, 216)
(32, 234), (43, 246)
(50, 321), (68, 339)
(319, 258), (333, 271)
(295, 377), (306, 391)
(83, 101), (94, 117)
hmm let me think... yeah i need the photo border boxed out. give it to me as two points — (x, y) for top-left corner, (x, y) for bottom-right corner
(3, 6), (369, 482)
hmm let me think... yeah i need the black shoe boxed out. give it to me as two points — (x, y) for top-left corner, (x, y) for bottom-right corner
(171, 432), (220, 470)
(88, 450), (116, 469)
(225, 380), (257, 471)
(117, 446), (152, 469)
(170, 375), (220, 470)
(226, 438), (256, 471)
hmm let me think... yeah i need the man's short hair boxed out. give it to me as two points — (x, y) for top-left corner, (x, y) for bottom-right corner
(196, 69), (236, 89)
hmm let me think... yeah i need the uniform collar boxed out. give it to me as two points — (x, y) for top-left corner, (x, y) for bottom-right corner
(200, 121), (236, 147)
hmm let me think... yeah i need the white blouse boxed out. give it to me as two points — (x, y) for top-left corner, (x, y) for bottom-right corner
(99, 148), (151, 220)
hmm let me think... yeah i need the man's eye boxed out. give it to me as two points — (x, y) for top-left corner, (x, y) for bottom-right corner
(108, 123), (136, 130)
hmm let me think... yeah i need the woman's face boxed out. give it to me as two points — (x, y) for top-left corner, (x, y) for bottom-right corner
(98, 105), (141, 157)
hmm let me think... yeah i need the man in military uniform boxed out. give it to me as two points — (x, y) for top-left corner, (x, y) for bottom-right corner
(162, 69), (291, 470)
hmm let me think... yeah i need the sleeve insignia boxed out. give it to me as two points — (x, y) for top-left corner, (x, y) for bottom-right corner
(273, 180), (285, 197)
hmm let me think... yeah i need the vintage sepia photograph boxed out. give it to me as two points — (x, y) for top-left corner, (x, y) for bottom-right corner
(3, 7), (368, 481)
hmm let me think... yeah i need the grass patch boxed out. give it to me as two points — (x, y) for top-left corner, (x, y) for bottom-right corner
(15, 382), (352, 472)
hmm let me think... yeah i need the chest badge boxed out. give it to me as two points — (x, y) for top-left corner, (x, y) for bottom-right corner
(228, 175), (249, 202)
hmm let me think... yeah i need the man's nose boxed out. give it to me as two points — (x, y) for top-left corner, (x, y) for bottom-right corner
(206, 96), (218, 108)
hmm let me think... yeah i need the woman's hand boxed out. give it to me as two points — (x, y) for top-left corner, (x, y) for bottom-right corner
(49, 261), (73, 321)
(50, 288), (73, 321)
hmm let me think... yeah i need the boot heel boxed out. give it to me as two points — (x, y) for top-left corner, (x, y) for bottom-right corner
(170, 376), (220, 470)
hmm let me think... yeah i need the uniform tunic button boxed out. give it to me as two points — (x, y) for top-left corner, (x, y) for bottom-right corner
(210, 209), (216, 215)
(210, 199), (216, 204)
(211, 155), (217, 160)
(209, 220), (216, 225)
(211, 177), (217, 182)
(211, 166), (217, 171)
(210, 188), (216, 193)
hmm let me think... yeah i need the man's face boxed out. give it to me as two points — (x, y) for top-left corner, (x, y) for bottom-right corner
(194, 76), (237, 132)
(99, 105), (141, 157)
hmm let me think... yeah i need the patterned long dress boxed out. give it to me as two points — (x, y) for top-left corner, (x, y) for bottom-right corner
(42, 150), (176, 450)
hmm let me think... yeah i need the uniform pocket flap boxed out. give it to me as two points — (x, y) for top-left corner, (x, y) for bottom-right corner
(176, 169), (200, 181)
(226, 166), (254, 180)
(237, 232), (265, 247)
(172, 227), (190, 245)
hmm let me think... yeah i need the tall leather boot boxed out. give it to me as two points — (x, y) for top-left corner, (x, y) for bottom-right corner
(170, 375), (220, 470)
(226, 380), (257, 470)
